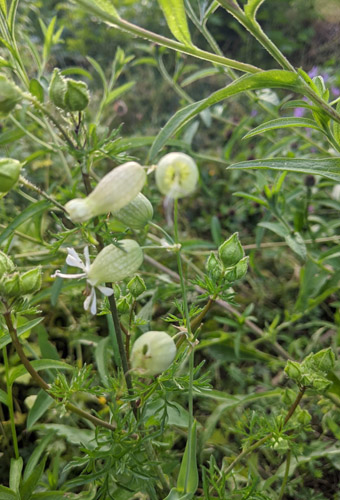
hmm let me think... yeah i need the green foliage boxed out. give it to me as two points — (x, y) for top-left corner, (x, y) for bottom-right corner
(0, 1), (340, 499)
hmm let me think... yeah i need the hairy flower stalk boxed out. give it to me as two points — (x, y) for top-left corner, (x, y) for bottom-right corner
(52, 240), (143, 314)
(65, 162), (146, 222)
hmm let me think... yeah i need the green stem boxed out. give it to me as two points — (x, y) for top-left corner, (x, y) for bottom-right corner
(3, 308), (117, 432)
(3, 346), (19, 459)
(173, 198), (195, 493)
(278, 449), (291, 500)
(73, 0), (261, 74)
(19, 175), (67, 213)
(224, 386), (305, 476)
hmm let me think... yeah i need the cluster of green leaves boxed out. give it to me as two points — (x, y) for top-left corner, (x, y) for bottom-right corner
(1, 0), (340, 499)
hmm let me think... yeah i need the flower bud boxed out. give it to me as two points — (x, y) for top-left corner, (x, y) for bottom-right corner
(112, 193), (153, 229)
(49, 69), (67, 109)
(297, 409), (312, 425)
(309, 348), (335, 373)
(0, 158), (21, 192)
(130, 331), (176, 376)
(284, 360), (302, 382)
(64, 79), (89, 112)
(19, 268), (41, 294)
(206, 252), (223, 281)
(87, 239), (143, 285)
(235, 256), (248, 280)
(127, 275), (146, 298)
(0, 75), (21, 117)
(218, 233), (244, 269)
(65, 162), (146, 223)
(0, 272), (21, 297)
(155, 152), (199, 199)
(117, 296), (130, 314)
(0, 251), (15, 278)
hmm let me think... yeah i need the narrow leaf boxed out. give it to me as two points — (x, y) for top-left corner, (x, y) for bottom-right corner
(20, 456), (47, 500)
(243, 117), (323, 139)
(0, 200), (50, 245)
(9, 457), (23, 492)
(24, 432), (56, 481)
(177, 420), (198, 494)
(0, 0), (7, 17)
(157, 0), (192, 45)
(104, 81), (135, 106)
(27, 390), (53, 429)
(0, 318), (44, 350)
(228, 157), (340, 182)
(0, 485), (17, 500)
(29, 79), (44, 103)
(149, 70), (304, 161)
(9, 359), (72, 386)
(0, 388), (8, 406)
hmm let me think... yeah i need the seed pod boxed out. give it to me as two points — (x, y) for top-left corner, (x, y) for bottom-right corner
(155, 152), (199, 199)
(206, 252), (223, 281)
(235, 256), (248, 280)
(0, 75), (21, 117)
(0, 272), (21, 297)
(49, 69), (67, 109)
(19, 268), (41, 294)
(218, 233), (244, 269)
(0, 158), (21, 192)
(127, 275), (146, 298)
(130, 331), (176, 376)
(65, 162), (146, 223)
(0, 251), (15, 278)
(113, 193), (153, 229)
(87, 239), (143, 285)
(64, 79), (89, 112)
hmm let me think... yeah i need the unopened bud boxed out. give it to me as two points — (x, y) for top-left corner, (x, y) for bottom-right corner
(19, 268), (41, 294)
(117, 296), (130, 314)
(65, 162), (146, 223)
(1, 272), (20, 297)
(127, 275), (146, 298)
(297, 409), (312, 425)
(206, 252), (223, 280)
(130, 331), (176, 376)
(0, 158), (21, 192)
(0, 75), (21, 117)
(0, 251), (14, 277)
(235, 256), (248, 280)
(156, 152), (199, 199)
(218, 233), (244, 268)
(87, 239), (143, 285)
(309, 348), (335, 373)
(113, 193), (153, 229)
(49, 69), (67, 109)
(284, 360), (302, 382)
(64, 79), (89, 112)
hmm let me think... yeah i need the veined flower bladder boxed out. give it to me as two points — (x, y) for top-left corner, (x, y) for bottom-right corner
(52, 240), (143, 314)
(65, 162), (146, 223)
(155, 152), (199, 199)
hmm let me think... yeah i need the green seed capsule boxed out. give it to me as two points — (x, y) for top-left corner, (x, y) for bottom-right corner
(87, 239), (143, 285)
(130, 331), (176, 376)
(49, 69), (67, 109)
(65, 162), (146, 223)
(113, 193), (153, 229)
(64, 79), (89, 112)
(0, 158), (21, 192)
(0, 75), (21, 117)
(155, 152), (199, 199)
(218, 233), (244, 269)
(19, 268), (41, 294)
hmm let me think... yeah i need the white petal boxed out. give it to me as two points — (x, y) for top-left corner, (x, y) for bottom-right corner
(66, 248), (85, 270)
(84, 246), (91, 271)
(97, 285), (114, 296)
(90, 288), (97, 315)
(83, 289), (93, 311)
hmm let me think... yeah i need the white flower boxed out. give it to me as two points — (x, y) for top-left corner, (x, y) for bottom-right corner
(52, 247), (114, 315)
(155, 152), (199, 199)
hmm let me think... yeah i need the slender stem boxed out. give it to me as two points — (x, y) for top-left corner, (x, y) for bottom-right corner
(278, 449), (291, 500)
(144, 254), (291, 360)
(3, 308), (117, 432)
(223, 386), (306, 476)
(73, 0), (261, 74)
(191, 298), (214, 332)
(3, 346), (19, 459)
(173, 199), (195, 493)
(19, 176), (67, 213)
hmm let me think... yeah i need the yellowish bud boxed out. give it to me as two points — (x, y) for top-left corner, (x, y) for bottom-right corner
(65, 162), (146, 222)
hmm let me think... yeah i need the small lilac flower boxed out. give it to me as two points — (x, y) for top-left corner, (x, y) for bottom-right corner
(308, 66), (318, 79)
(294, 107), (305, 118)
(51, 247), (113, 315)
(331, 87), (340, 97)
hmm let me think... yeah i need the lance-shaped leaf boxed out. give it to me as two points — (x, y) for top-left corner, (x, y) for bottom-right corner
(228, 157), (340, 182)
(157, 0), (192, 45)
(243, 117), (324, 139)
(177, 420), (198, 494)
(149, 70), (305, 161)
